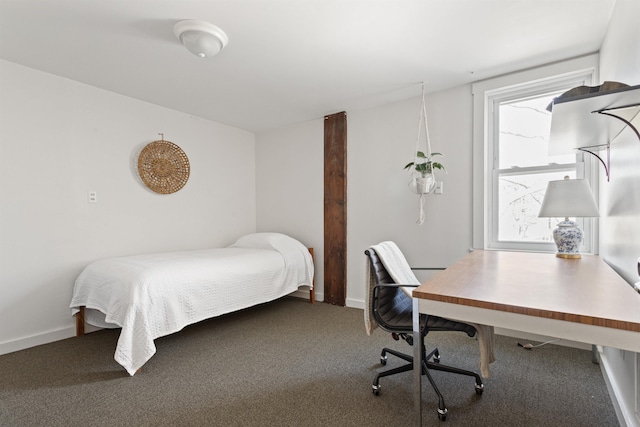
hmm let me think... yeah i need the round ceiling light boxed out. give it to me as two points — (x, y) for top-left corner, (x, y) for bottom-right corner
(174, 20), (228, 58)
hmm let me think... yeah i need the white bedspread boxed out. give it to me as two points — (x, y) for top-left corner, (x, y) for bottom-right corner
(70, 233), (314, 376)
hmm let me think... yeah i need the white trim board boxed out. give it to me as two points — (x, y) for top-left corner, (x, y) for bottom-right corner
(0, 326), (75, 356)
(599, 346), (639, 427)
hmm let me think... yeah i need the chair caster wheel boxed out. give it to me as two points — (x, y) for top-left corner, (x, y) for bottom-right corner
(437, 408), (448, 421)
(380, 355), (387, 366)
(475, 383), (484, 395)
(372, 384), (381, 396)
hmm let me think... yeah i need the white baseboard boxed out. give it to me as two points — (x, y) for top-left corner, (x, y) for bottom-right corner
(346, 298), (364, 309)
(2, 292), (322, 357)
(289, 288), (323, 302)
(291, 290), (362, 308)
(599, 347), (640, 427)
(0, 326), (75, 356)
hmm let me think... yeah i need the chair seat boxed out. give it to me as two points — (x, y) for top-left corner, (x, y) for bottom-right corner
(425, 315), (476, 337)
(375, 286), (476, 337)
(377, 294), (476, 337)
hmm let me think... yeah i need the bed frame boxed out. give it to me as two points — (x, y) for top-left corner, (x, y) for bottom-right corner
(75, 247), (315, 337)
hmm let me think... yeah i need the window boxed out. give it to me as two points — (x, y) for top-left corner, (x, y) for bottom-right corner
(472, 56), (599, 253)
(492, 89), (579, 251)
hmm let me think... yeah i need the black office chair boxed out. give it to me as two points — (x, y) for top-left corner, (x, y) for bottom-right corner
(365, 247), (483, 421)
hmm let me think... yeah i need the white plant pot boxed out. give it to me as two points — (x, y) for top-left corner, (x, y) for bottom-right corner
(411, 174), (435, 194)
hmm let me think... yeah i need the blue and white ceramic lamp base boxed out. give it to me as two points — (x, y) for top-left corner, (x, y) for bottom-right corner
(552, 220), (583, 259)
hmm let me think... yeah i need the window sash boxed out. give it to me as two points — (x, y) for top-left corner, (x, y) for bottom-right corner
(490, 165), (577, 251)
(476, 63), (598, 253)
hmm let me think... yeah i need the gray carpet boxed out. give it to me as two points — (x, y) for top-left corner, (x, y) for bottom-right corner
(0, 298), (619, 426)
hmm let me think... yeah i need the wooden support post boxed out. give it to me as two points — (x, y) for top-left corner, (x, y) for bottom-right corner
(324, 112), (347, 306)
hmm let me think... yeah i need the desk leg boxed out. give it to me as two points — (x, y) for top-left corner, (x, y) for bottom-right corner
(413, 298), (422, 426)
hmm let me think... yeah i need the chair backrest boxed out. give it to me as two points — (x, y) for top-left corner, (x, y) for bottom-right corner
(365, 248), (413, 333)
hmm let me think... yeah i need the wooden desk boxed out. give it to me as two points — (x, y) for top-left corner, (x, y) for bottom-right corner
(411, 250), (640, 425)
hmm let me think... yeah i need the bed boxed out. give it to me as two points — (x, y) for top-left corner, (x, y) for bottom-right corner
(70, 232), (314, 376)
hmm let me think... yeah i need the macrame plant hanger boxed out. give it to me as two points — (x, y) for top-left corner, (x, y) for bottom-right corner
(409, 83), (436, 225)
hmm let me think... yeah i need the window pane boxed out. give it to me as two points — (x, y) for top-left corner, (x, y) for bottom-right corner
(499, 95), (574, 169)
(481, 66), (596, 253)
(498, 170), (575, 242)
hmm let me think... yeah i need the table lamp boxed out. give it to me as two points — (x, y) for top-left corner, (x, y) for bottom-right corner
(538, 176), (599, 258)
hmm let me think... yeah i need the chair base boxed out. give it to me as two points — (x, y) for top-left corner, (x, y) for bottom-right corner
(372, 344), (483, 421)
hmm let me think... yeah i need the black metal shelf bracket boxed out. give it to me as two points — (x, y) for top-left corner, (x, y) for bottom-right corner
(593, 103), (640, 142)
(578, 145), (610, 182)
(582, 102), (640, 181)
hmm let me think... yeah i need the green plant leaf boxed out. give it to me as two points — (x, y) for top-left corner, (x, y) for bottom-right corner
(405, 150), (446, 174)
(431, 162), (446, 172)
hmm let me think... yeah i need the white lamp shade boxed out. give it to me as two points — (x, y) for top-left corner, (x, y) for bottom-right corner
(538, 178), (599, 218)
(174, 20), (228, 58)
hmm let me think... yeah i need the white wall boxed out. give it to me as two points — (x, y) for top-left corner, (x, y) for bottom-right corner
(599, 0), (640, 280)
(256, 86), (473, 309)
(347, 87), (473, 307)
(596, 0), (640, 425)
(0, 60), (257, 353)
(255, 119), (325, 300)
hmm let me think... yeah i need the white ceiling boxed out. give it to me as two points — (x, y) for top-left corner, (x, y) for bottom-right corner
(0, 0), (616, 133)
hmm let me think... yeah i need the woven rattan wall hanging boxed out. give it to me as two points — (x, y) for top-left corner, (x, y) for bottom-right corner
(138, 134), (190, 194)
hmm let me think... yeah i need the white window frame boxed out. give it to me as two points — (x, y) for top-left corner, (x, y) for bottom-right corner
(472, 55), (600, 253)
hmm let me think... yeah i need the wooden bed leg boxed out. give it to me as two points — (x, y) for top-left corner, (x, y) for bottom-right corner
(76, 306), (85, 336)
(308, 248), (315, 304)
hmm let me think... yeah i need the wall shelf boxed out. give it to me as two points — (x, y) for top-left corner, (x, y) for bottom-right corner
(548, 84), (640, 180)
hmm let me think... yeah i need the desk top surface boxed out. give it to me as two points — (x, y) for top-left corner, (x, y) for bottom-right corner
(413, 250), (640, 332)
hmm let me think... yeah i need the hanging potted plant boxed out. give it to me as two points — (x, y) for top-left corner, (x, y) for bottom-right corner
(404, 151), (445, 194)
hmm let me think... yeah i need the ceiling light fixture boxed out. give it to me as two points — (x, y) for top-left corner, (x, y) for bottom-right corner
(174, 20), (228, 58)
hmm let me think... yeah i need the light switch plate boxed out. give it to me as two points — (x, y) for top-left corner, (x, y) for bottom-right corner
(435, 182), (443, 194)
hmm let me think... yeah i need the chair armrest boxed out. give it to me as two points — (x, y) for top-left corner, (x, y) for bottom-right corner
(373, 283), (419, 289)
